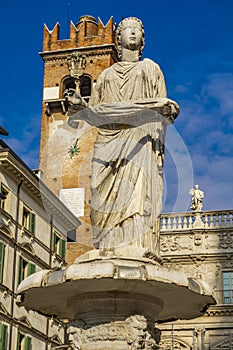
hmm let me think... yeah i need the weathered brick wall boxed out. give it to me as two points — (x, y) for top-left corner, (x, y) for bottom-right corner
(66, 241), (93, 265)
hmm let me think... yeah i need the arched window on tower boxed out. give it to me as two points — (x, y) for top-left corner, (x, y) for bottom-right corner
(62, 75), (92, 103)
(62, 77), (76, 97)
(80, 75), (92, 103)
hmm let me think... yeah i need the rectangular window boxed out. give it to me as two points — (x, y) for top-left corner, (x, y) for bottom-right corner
(16, 332), (32, 350)
(0, 242), (5, 284)
(0, 323), (8, 350)
(223, 271), (233, 304)
(0, 183), (8, 211)
(22, 208), (36, 234)
(18, 256), (36, 286)
(52, 231), (66, 260)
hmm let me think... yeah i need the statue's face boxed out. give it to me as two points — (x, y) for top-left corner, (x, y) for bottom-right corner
(121, 19), (143, 51)
(67, 326), (81, 349)
(130, 320), (147, 344)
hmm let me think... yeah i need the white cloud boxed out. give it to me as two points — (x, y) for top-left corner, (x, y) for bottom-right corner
(6, 115), (40, 169)
(201, 73), (233, 118)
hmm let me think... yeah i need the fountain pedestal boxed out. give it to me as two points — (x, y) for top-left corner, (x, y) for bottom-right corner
(17, 248), (215, 349)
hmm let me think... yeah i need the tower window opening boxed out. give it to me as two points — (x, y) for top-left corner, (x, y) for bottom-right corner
(62, 77), (76, 97)
(80, 75), (92, 101)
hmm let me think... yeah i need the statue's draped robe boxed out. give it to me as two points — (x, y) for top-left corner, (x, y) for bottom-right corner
(86, 59), (169, 253)
(69, 58), (172, 254)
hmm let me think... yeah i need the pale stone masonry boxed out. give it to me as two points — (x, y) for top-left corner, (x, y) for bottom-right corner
(0, 140), (80, 349)
(159, 210), (233, 349)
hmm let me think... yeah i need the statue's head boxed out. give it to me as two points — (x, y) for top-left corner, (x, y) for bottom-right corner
(67, 320), (85, 350)
(126, 315), (147, 346)
(116, 17), (145, 59)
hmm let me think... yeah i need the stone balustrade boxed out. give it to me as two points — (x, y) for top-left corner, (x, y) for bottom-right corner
(160, 210), (233, 232)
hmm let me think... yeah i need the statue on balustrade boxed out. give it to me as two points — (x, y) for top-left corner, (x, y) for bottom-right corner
(189, 184), (204, 211)
(65, 17), (179, 256)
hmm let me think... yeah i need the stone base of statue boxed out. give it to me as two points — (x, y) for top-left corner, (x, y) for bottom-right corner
(17, 247), (215, 349)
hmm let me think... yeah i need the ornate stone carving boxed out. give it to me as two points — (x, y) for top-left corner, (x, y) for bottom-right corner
(160, 235), (180, 252)
(67, 52), (86, 80)
(162, 259), (220, 291)
(67, 316), (160, 350)
(218, 231), (233, 249)
(159, 339), (190, 349)
(222, 259), (233, 269)
(206, 307), (233, 316)
(126, 315), (160, 350)
(67, 320), (84, 350)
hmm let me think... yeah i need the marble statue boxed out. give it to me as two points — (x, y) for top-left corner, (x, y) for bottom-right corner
(66, 17), (179, 254)
(17, 19), (216, 350)
(189, 184), (204, 211)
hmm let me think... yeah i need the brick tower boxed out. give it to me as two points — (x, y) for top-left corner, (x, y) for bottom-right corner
(39, 15), (118, 258)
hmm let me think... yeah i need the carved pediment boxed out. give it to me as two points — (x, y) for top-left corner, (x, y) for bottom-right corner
(50, 334), (63, 344)
(0, 302), (10, 316)
(212, 338), (233, 349)
(18, 315), (32, 328)
(160, 338), (190, 349)
(0, 214), (12, 237)
(20, 242), (35, 255)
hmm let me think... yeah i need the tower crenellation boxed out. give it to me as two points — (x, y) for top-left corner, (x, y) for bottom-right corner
(43, 16), (116, 52)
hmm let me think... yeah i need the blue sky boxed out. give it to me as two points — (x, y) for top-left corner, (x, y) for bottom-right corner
(0, 0), (233, 212)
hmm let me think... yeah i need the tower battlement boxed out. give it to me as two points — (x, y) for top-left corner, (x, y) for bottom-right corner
(43, 16), (115, 52)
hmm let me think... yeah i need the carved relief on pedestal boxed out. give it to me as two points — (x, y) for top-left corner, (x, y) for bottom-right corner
(126, 315), (160, 350)
(67, 315), (161, 350)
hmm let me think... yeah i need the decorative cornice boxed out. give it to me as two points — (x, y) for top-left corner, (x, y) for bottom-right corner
(0, 145), (80, 231)
(40, 45), (118, 63)
(205, 305), (233, 317)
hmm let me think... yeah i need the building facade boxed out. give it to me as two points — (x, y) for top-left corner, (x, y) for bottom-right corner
(0, 140), (80, 349)
(159, 210), (233, 349)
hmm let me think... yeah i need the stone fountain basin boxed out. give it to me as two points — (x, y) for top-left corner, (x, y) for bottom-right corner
(17, 249), (215, 323)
